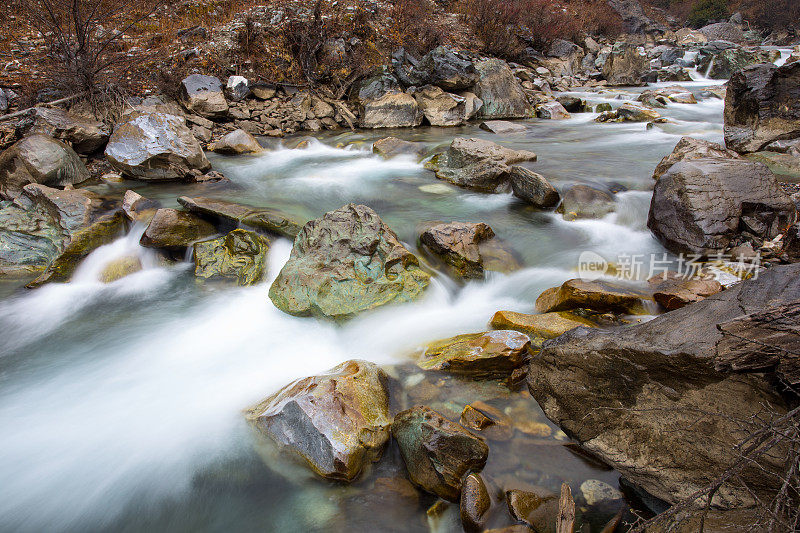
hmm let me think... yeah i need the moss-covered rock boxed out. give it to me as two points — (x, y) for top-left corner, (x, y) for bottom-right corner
(246, 360), (392, 482)
(269, 204), (430, 320)
(417, 330), (532, 379)
(192, 229), (270, 286)
(391, 406), (489, 501)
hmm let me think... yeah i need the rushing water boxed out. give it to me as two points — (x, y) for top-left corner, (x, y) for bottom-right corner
(0, 81), (730, 532)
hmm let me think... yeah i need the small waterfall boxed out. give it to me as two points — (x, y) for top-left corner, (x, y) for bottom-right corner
(703, 59), (715, 79)
(71, 223), (160, 283)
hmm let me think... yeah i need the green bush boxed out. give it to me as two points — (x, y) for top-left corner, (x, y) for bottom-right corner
(687, 0), (729, 27)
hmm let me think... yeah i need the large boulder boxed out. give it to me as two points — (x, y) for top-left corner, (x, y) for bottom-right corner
(246, 360), (392, 481)
(268, 204), (430, 320)
(105, 113), (211, 180)
(509, 166), (560, 208)
(359, 91), (423, 129)
(602, 44), (648, 86)
(192, 229), (270, 286)
(416, 330), (532, 379)
(698, 22), (745, 43)
(139, 208), (216, 252)
(425, 137), (537, 193)
(392, 406), (489, 501)
(647, 158), (796, 254)
(419, 221), (496, 280)
(527, 263), (800, 507)
(394, 46), (479, 91)
(471, 59), (532, 119)
(724, 62), (800, 154)
(697, 47), (770, 80)
(208, 129), (263, 154)
(0, 184), (111, 275)
(652, 137), (741, 180)
(0, 134), (89, 200)
(414, 86), (476, 126)
(26, 107), (110, 154)
(177, 196), (303, 239)
(179, 74), (229, 119)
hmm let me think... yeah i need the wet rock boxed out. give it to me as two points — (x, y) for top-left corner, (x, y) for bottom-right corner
(360, 91), (423, 129)
(246, 360), (392, 482)
(460, 401), (514, 441)
(506, 487), (559, 532)
(559, 184), (615, 220)
(647, 158), (796, 254)
(460, 473), (491, 531)
(419, 221), (496, 280)
(139, 208), (216, 252)
(192, 229), (270, 286)
(698, 47), (767, 80)
(414, 86), (475, 126)
(425, 137), (536, 193)
(724, 62), (800, 154)
(105, 113), (211, 181)
(209, 129), (263, 154)
(27, 107), (110, 154)
(16, 183), (109, 235)
(417, 330), (532, 379)
(536, 279), (648, 314)
(177, 196), (303, 239)
(651, 278), (723, 310)
(0, 134), (89, 200)
(596, 103), (660, 123)
(490, 310), (596, 341)
(602, 44), (648, 86)
(638, 86), (697, 107)
(121, 190), (160, 223)
(472, 59), (532, 119)
(391, 406), (489, 501)
(269, 204), (429, 320)
(480, 121), (526, 134)
(536, 101), (570, 120)
(179, 74), (229, 118)
(509, 167), (560, 208)
(652, 137), (741, 180)
(27, 211), (127, 287)
(372, 137), (426, 159)
(528, 264), (800, 508)
(99, 255), (142, 283)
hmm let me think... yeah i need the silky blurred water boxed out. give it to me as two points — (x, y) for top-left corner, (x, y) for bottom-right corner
(0, 81), (731, 532)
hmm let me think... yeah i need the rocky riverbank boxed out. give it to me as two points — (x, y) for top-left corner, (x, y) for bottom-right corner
(1, 6), (800, 532)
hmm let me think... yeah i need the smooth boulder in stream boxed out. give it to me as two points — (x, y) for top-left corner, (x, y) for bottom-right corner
(0, 134), (89, 200)
(269, 204), (430, 320)
(246, 360), (392, 482)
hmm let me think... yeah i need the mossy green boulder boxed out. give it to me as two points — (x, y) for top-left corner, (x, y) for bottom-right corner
(192, 229), (270, 286)
(269, 204), (430, 320)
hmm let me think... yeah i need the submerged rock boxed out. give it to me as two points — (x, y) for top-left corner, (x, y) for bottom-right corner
(724, 62), (800, 154)
(417, 330), (532, 379)
(419, 221), (496, 280)
(177, 196), (303, 239)
(652, 136), (741, 180)
(105, 113), (211, 181)
(99, 255), (143, 283)
(269, 204), (429, 320)
(460, 401), (514, 441)
(460, 473), (492, 532)
(647, 158), (796, 254)
(425, 137), (536, 193)
(26, 211), (127, 287)
(528, 264), (800, 508)
(139, 208), (216, 252)
(392, 406), (489, 501)
(506, 487), (559, 531)
(0, 134), (89, 200)
(192, 229), (270, 286)
(246, 360), (392, 482)
(472, 59), (532, 119)
(209, 129), (263, 154)
(536, 279), (648, 315)
(559, 184), (615, 220)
